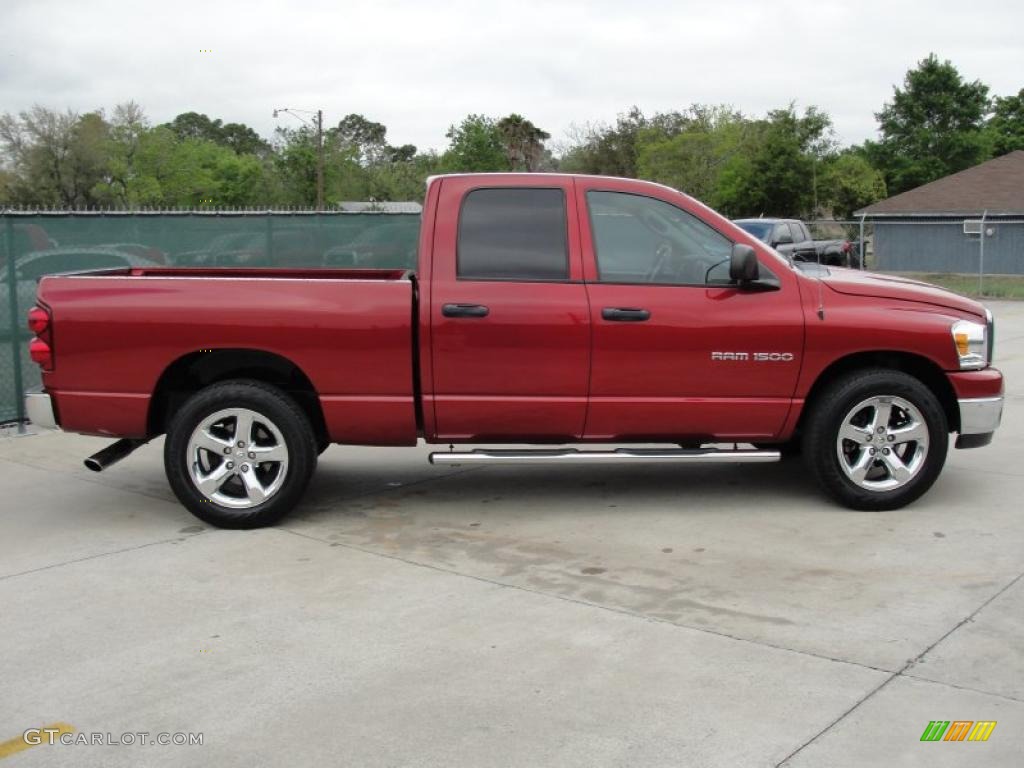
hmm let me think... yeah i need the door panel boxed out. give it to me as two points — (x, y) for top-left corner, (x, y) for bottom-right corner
(577, 180), (804, 441)
(429, 177), (590, 441)
(584, 283), (803, 439)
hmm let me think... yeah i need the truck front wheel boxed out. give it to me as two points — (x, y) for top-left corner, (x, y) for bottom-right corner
(802, 369), (948, 510)
(164, 379), (317, 528)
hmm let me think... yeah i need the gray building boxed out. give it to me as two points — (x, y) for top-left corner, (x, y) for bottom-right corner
(857, 150), (1024, 274)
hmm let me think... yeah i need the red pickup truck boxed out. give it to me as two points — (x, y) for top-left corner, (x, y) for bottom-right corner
(24, 173), (1004, 527)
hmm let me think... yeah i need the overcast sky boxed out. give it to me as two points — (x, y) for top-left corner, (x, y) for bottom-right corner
(3, 0), (1022, 153)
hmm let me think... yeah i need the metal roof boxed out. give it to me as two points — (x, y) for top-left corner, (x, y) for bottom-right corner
(337, 201), (422, 213)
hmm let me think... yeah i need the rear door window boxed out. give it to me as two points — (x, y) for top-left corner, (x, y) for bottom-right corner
(457, 188), (568, 281)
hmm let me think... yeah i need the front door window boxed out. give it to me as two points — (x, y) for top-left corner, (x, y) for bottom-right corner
(587, 191), (734, 286)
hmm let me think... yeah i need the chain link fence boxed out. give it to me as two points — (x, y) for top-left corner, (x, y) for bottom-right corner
(1, 209), (421, 424)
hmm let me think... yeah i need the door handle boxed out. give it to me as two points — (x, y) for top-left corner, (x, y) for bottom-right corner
(602, 307), (650, 322)
(442, 303), (490, 318)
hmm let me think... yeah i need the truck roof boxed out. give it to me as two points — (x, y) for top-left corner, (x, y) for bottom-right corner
(425, 172), (682, 194)
(424, 173), (702, 214)
(428, 172), (622, 182)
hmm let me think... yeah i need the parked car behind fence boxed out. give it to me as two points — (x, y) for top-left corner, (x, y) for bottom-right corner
(735, 218), (861, 268)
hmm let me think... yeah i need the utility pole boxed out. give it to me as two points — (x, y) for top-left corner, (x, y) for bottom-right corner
(316, 109), (324, 212)
(274, 107), (326, 210)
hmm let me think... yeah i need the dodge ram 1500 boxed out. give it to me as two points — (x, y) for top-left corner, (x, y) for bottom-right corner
(25, 173), (1004, 527)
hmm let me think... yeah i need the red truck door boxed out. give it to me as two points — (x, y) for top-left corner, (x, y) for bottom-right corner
(576, 178), (804, 440)
(428, 176), (591, 441)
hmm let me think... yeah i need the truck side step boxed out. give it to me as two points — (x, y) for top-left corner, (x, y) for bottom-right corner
(428, 447), (781, 466)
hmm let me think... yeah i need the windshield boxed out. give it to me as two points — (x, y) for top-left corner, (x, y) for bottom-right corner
(734, 220), (773, 242)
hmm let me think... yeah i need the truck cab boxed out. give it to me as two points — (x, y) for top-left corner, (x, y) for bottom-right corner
(423, 175), (802, 442)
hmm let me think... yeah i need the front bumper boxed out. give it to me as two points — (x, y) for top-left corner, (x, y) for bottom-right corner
(25, 389), (58, 430)
(956, 396), (1003, 448)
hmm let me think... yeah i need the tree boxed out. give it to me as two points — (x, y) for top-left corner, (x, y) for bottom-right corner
(715, 106), (834, 217)
(869, 54), (990, 194)
(218, 122), (269, 156)
(387, 144), (417, 163)
(165, 112), (222, 142)
(560, 107), (653, 177)
(0, 105), (111, 207)
(211, 150), (270, 206)
(824, 152), (887, 219)
(272, 122), (374, 206)
(93, 101), (149, 205)
(67, 111), (111, 205)
(365, 152), (442, 201)
(92, 117), (275, 209)
(164, 112), (268, 156)
(635, 105), (750, 204)
(272, 125), (323, 206)
(495, 114), (550, 171)
(562, 104), (836, 216)
(333, 114), (388, 164)
(328, 113), (420, 174)
(987, 88), (1024, 157)
(0, 169), (13, 201)
(441, 115), (509, 171)
(119, 127), (218, 206)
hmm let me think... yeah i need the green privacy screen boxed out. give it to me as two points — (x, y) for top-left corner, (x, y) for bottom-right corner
(1, 211), (421, 423)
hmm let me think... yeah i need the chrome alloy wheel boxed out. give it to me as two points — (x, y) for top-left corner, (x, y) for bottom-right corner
(187, 408), (289, 508)
(836, 395), (930, 492)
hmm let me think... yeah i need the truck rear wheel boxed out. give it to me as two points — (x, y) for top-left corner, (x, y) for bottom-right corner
(164, 379), (317, 528)
(802, 369), (948, 510)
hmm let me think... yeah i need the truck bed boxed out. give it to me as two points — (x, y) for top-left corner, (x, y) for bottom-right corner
(36, 268), (418, 445)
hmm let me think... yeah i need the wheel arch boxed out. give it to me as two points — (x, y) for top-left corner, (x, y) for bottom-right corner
(797, 351), (959, 435)
(148, 349), (328, 446)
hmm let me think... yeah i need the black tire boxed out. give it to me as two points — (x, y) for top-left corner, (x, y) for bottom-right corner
(801, 369), (948, 511)
(164, 379), (317, 528)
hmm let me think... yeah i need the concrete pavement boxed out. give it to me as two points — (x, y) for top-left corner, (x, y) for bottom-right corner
(1, 302), (1021, 766)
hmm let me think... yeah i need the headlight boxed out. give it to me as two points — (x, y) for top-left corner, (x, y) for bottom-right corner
(951, 320), (988, 369)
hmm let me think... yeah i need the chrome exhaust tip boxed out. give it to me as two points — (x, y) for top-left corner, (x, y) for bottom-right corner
(84, 439), (148, 472)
